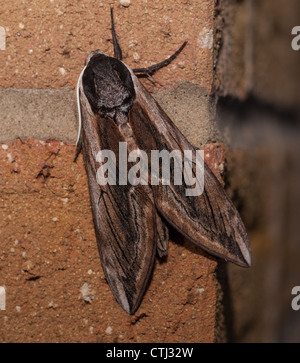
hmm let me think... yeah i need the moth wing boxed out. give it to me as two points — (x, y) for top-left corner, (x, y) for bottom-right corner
(128, 73), (251, 267)
(80, 93), (156, 314)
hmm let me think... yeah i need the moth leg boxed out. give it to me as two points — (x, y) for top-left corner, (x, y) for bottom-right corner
(97, 190), (108, 205)
(16, 137), (24, 144)
(74, 142), (82, 163)
(133, 41), (187, 75)
(110, 8), (123, 61)
(156, 214), (169, 258)
(145, 73), (163, 87)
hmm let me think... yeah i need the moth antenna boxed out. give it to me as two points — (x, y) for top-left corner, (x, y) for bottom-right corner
(110, 8), (123, 60)
(145, 73), (164, 87)
(74, 143), (82, 163)
(133, 41), (187, 75)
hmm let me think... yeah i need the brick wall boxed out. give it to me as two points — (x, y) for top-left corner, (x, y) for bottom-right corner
(0, 0), (222, 343)
(0, 0), (299, 343)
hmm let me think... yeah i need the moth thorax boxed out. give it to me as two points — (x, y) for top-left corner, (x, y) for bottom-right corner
(115, 111), (129, 126)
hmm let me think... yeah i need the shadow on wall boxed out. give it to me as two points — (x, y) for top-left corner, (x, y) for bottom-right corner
(214, 0), (300, 343)
(217, 95), (300, 343)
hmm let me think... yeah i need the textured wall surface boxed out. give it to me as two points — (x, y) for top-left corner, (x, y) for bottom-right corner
(0, 0), (214, 90)
(0, 139), (223, 343)
(2, 0), (297, 344)
(215, 0), (300, 343)
(214, 0), (300, 109)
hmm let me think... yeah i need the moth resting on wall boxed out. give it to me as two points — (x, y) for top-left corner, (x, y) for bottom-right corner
(75, 9), (251, 314)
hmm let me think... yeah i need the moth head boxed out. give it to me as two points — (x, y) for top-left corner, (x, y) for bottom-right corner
(82, 52), (136, 125)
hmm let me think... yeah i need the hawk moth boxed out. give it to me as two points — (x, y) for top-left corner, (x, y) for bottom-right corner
(75, 9), (251, 314)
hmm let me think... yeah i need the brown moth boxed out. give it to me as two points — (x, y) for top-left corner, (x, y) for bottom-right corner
(75, 9), (251, 314)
